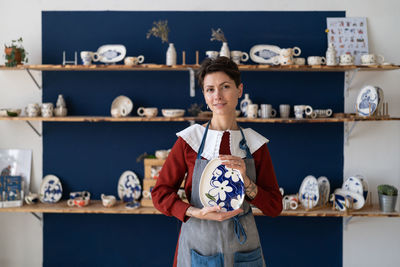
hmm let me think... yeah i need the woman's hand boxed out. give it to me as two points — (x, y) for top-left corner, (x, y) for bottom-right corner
(186, 206), (243, 221)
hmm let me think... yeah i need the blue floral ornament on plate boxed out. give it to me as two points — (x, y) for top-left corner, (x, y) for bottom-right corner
(39, 174), (63, 203)
(118, 171), (142, 202)
(199, 159), (245, 212)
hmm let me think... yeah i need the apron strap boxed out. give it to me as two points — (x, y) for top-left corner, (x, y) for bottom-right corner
(196, 121), (211, 160)
(239, 128), (253, 159)
(232, 208), (252, 244)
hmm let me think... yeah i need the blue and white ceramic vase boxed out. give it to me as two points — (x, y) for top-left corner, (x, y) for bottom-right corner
(240, 93), (252, 117)
(166, 43), (177, 66)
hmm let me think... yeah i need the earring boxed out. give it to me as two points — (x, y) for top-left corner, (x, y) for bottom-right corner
(207, 104), (209, 110)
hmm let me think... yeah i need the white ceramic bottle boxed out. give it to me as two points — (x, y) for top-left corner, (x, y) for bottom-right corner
(56, 94), (66, 108)
(166, 43), (177, 66)
(326, 43), (337, 66)
(240, 93), (252, 117)
(219, 42), (230, 58)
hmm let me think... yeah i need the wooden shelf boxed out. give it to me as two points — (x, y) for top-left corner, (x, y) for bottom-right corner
(0, 116), (399, 123)
(1, 201), (398, 217)
(0, 64), (399, 72)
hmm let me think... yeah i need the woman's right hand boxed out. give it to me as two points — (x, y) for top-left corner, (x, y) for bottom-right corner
(186, 206), (243, 221)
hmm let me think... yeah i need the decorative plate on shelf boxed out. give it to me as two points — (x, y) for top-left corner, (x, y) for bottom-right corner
(317, 176), (330, 205)
(249, 44), (281, 64)
(118, 170), (141, 202)
(299, 175), (319, 209)
(334, 188), (365, 210)
(199, 159), (244, 212)
(39, 174), (63, 203)
(342, 176), (363, 195)
(93, 44), (126, 64)
(356, 85), (379, 116)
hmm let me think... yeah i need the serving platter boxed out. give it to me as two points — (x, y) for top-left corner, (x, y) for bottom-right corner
(118, 170), (142, 202)
(93, 44), (126, 64)
(199, 159), (244, 212)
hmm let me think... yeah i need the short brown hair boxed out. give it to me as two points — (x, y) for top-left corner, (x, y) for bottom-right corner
(196, 56), (241, 90)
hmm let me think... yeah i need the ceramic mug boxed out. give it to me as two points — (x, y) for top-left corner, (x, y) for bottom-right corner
(80, 51), (95, 65)
(101, 194), (116, 208)
(124, 56), (145, 66)
(258, 104), (276, 118)
(307, 56), (326, 65)
(67, 197), (90, 207)
(205, 51), (219, 59)
(294, 105), (313, 119)
(230, 51), (249, 65)
(279, 104), (290, 118)
(340, 54), (354, 65)
(137, 107), (158, 118)
(41, 103), (54, 117)
(246, 104), (259, 118)
(283, 194), (299, 210)
(361, 54), (384, 65)
(25, 103), (40, 117)
(293, 57), (306, 65)
(70, 191), (90, 200)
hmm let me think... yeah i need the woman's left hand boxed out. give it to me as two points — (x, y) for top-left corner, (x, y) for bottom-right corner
(219, 155), (246, 178)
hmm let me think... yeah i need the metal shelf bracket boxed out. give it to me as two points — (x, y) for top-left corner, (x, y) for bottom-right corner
(25, 69), (42, 90)
(25, 121), (42, 137)
(30, 212), (43, 223)
(344, 121), (358, 145)
(344, 69), (359, 97)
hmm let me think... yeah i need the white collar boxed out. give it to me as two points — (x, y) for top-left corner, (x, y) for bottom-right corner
(176, 124), (269, 160)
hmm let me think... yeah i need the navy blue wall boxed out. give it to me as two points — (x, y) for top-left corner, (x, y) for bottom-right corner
(43, 11), (344, 267)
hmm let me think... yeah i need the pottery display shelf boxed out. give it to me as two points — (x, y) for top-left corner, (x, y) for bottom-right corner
(0, 201), (398, 217)
(0, 64), (399, 72)
(1, 115), (400, 123)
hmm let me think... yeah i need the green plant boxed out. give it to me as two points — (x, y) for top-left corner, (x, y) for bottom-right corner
(4, 37), (28, 67)
(378, 184), (398, 196)
(146, 20), (170, 43)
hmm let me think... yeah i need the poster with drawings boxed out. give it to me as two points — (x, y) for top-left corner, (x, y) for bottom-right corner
(326, 17), (368, 65)
(0, 149), (32, 194)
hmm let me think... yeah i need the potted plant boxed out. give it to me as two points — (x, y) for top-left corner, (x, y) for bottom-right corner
(377, 184), (398, 212)
(4, 37), (28, 67)
(146, 20), (176, 66)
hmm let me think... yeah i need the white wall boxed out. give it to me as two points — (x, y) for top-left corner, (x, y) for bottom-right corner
(0, 0), (399, 266)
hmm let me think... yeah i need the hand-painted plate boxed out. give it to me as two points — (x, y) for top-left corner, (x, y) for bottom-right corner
(342, 176), (363, 195)
(118, 170), (141, 202)
(95, 44), (126, 63)
(199, 159), (244, 212)
(39, 174), (63, 203)
(356, 85), (379, 116)
(334, 188), (365, 210)
(317, 176), (330, 205)
(299, 175), (319, 209)
(249, 44), (281, 64)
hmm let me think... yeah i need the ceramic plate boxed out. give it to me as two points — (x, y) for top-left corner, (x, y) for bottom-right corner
(342, 176), (363, 195)
(199, 159), (244, 212)
(317, 176), (330, 205)
(118, 170), (141, 202)
(356, 85), (379, 116)
(39, 174), (63, 203)
(95, 44), (126, 63)
(111, 95), (133, 117)
(299, 175), (319, 209)
(334, 188), (365, 210)
(249, 44), (281, 64)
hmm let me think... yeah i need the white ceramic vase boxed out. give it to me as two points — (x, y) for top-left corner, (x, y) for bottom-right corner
(166, 43), (177, 66)
(326, 43), (337, 66)
(220, 42), (230, 58)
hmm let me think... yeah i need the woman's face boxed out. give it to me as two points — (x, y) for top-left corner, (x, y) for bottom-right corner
(203, 71), (243, 116)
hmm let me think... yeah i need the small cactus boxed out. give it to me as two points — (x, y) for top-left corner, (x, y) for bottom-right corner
(377, 184), (398, 196)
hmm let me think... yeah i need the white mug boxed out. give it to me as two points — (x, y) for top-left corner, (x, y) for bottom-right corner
(205, 51), (219, 59)
(80, 51), (95, 65)
(124, 56), (145, 66)
(307, 56), (326, 65)
(230, 51), (249, 65)
(258, 104), (276, 118)
(293, 58), (305, 65)
(279, 104), (290, 118)
(246, 104), (259, 118)
(294, 105), (313, 119)
(340, 54), (354, 65)
(137, 107), (158, 118)
(361, 54), (384, 65)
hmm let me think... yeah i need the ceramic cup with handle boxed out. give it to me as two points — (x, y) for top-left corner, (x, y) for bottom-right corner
(258, 104), (276, 118)
(294, 105), (313, 119)
(230, 51), (249, 65)
(246, 104), (259, 118)
(80, 51), (95, 65)
(137, 107), (158, 118)
(279, 104), (290, 118)
(124, 56), (145, 66)
(361, 54), (384, 65)
(205, 51), (219, 59)
(340, 54), (354, 65)
(307, 56), (326, 65)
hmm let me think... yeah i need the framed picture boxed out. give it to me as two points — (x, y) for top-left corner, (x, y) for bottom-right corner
(0, 149), (32, 194)
(326, 17), (369, 64)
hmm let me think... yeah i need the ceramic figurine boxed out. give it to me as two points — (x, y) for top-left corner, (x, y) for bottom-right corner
(166, 43), (177, 66)
(240, 93), (252, 117)
(326, 43), (337, 66)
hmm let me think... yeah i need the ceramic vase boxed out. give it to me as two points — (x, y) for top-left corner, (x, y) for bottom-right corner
(240, 93), (252, 117)
(166, 43), (177, 66)
(220, 42), (230, 58)
(326, 43), (337, 66)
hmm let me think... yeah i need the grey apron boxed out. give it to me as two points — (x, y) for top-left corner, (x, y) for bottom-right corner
(177, 122), (265, 267)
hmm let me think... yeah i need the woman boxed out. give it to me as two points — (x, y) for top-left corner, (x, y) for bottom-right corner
(151, 57), (282, 267)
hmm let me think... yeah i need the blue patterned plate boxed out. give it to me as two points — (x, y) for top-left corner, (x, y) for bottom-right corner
(299, 175), (319, 209)
(39, 174), (63, 203)
(118, 170), (141, 202)
(356, 85), (379, 116)
(199, 159), (245, 212)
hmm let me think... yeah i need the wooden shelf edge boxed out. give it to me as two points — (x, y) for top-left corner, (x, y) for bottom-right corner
(1, 64), (399, 72)
(1, 116), (399, 123)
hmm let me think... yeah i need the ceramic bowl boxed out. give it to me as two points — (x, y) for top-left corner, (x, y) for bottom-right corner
(161, 109), (185, 118)
(0, 109), (21, 117)
(110, 95), (133, 117)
